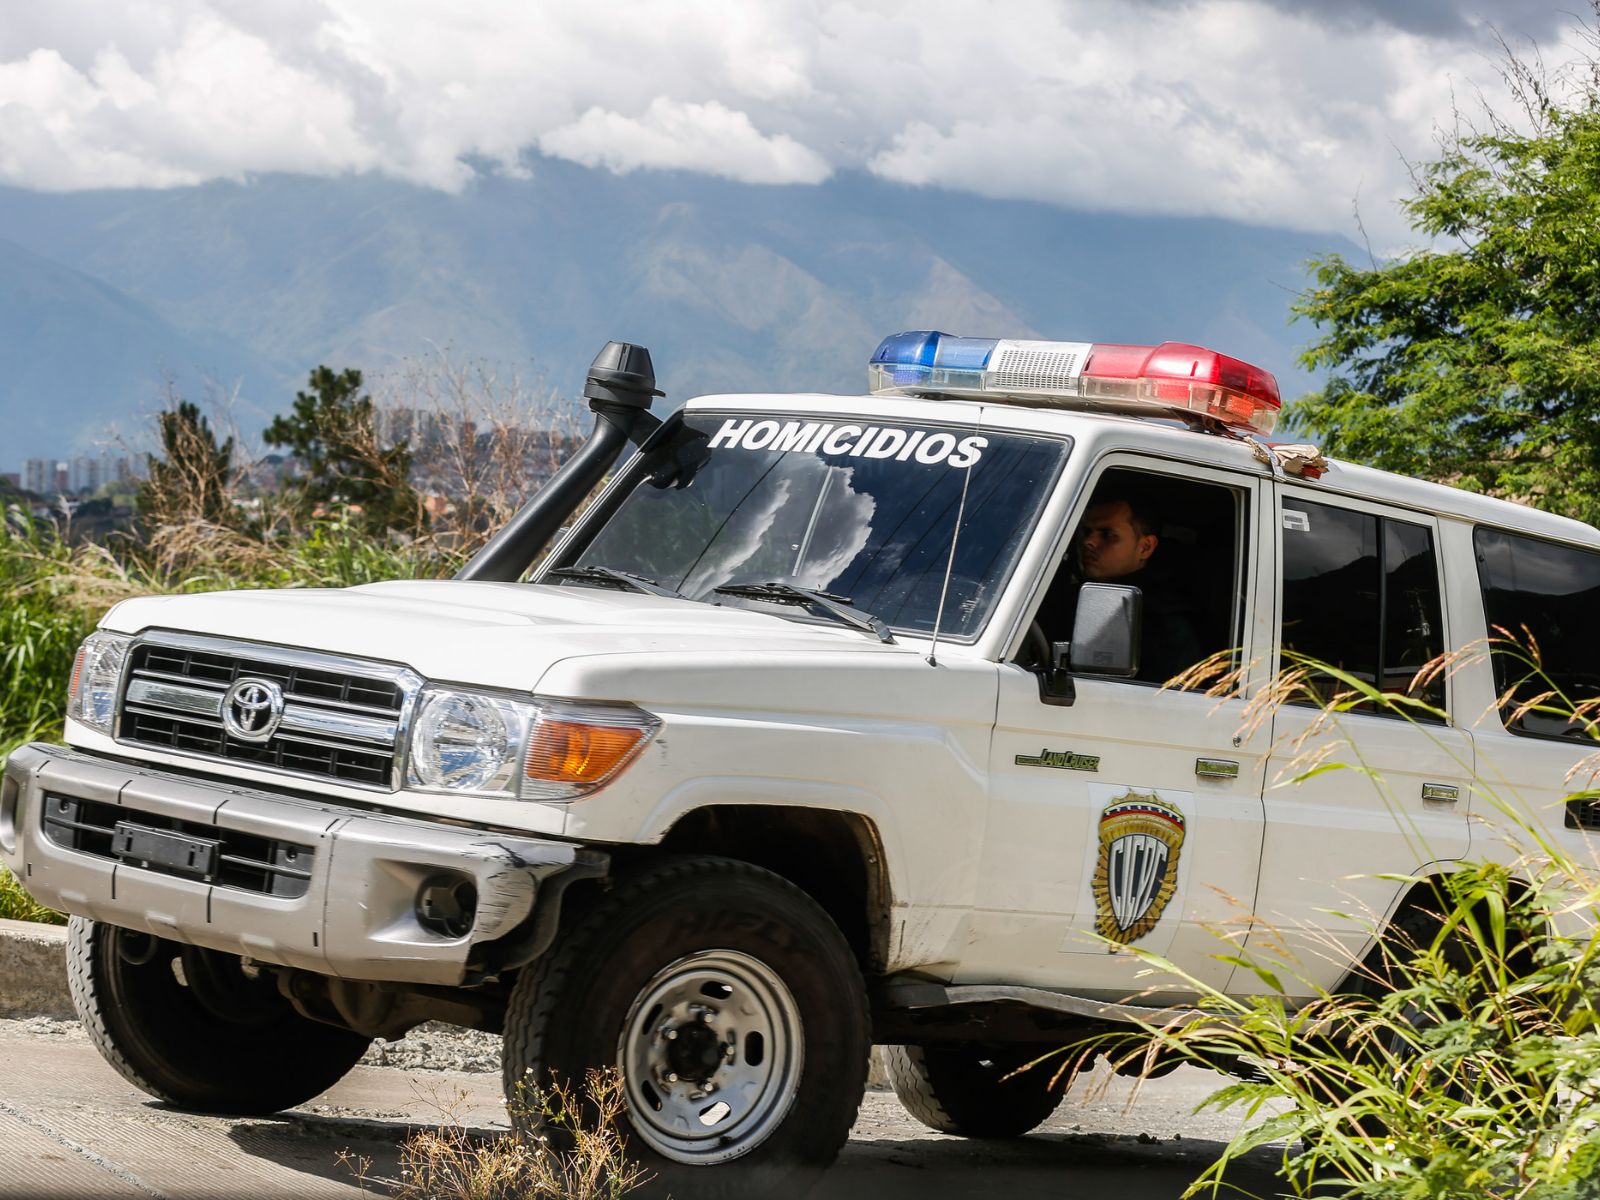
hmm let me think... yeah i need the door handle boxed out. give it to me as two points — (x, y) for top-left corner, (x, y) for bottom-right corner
(1195, 758), (1240, 780)
(1421, 783), (1460, 803)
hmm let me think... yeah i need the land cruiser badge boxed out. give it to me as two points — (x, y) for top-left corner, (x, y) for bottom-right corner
(1093, 794), (1186, 945)
(1015, 747), (1100, 772)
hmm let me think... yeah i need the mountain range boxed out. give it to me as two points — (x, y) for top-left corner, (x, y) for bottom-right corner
(0, 159), (1363, 464)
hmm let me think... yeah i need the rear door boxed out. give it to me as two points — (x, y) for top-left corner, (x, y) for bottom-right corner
(1229, 489), (1474, 997)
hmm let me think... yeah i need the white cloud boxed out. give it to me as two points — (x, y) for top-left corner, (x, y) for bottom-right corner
(0, 0), (1579, 241)
(0, 13), (380, 189)
(540, 98), (830, 184)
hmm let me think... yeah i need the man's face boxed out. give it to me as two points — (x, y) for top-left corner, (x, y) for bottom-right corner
(1077, 500), (1157, 581)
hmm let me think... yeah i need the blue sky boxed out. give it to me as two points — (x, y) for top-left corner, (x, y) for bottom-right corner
(0, 0), (1575, 248)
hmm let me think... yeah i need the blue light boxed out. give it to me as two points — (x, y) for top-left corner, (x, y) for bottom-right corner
(870, 330), (999, 371)
(931, 336), (998, 371)
(870, 330), (943, 368)
(869, 330), (1001, 396)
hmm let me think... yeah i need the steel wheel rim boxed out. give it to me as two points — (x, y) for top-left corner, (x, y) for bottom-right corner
(617, 949), (804, 1164)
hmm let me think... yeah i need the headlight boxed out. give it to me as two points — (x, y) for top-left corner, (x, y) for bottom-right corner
(406, 689), (659, 802)
(67, 632), (131, 734)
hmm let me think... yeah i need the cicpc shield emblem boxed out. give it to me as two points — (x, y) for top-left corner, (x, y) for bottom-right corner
(1092, 793), (1186, 945)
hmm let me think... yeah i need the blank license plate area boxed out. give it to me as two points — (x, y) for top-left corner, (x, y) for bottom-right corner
(113, 821), (220, 879)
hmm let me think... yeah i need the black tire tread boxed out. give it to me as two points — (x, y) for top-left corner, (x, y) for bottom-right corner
(502, 855), (871, 1190)
(67, 916), (169, 1100)
(67, 916), (370, 1115)
(883, 1042), (1062, 1139)
(881, 1044), (961, 1133)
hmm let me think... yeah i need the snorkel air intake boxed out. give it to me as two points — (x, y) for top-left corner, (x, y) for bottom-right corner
(455, 341), (662, 583)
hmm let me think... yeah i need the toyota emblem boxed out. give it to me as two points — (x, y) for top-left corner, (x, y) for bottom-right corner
(222, 678), (285, 743)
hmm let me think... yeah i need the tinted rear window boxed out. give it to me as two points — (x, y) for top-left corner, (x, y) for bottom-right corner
(1281, 500), (1445, 716)
(1474, 526), (1600, 739)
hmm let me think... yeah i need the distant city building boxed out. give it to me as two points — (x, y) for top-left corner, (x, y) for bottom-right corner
(70, 455), (103, 494)
(20, 453), (138, 496)
(0, 473), (19, 490)
(21, 459), (67, 494)
(22, 459), (48, 494)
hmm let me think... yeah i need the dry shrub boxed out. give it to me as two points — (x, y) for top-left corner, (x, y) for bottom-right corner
(135, 377), (249, 532)
(372, 351), (585, 559)
(115, 351), (589, 581)
(344, 1070), (648, 1200)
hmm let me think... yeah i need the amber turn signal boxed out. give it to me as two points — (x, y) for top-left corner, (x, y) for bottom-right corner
(521, 701), (660, 800)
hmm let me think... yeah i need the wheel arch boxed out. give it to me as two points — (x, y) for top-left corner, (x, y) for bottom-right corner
(650, 804), (893, 974)
(1341, 860), (1542, 989)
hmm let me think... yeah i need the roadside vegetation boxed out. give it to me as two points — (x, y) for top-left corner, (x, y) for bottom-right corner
(0, 354), (576, 924)
(1078, 642), (1600, 1200)
(343, 1070), (648, 1200)
(0, 864), (63, 924)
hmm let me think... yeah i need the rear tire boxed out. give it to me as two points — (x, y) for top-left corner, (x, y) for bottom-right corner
(67, 917), (371, 1115)
(502, 856), (871, 1198)
(884, 1042), (1063, 1138)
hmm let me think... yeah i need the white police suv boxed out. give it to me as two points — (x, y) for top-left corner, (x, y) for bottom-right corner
(5, 332), (1596, 1196)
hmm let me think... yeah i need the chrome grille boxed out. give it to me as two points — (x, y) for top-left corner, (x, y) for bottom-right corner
(117, 634), (418, 789)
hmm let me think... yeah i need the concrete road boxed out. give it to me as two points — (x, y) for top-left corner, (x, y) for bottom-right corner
(0, 1019), (1292, 1200)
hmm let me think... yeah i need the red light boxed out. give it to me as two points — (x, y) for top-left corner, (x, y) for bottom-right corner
(1080, 341), (1281, 433)
(1080, 343), (1155, 379)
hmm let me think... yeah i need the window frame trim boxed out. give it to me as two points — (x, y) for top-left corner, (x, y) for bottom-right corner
(1007, 450), (1268, 695)
(1274, 485), (1455, 725)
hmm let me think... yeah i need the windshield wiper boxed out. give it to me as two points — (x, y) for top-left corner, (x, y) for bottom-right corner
(713, 582), (894, 644)
(547, 565), (687, 600)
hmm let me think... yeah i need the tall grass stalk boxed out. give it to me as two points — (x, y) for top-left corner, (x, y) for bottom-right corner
(1110, 645), (1600, 1199)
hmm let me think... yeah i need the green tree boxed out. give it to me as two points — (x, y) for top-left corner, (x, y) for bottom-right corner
(1291, 36), (1600, 525)
(264, 366), (424, 535)
(139, 400), (236, 526)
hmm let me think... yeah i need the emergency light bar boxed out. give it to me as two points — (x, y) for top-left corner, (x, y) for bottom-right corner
(868, 331), (1282, 435)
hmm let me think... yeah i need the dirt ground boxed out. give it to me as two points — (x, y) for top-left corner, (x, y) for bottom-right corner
(0, 1017), (1294, 1199)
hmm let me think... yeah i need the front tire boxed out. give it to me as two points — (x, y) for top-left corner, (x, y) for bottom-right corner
(67, 917), (372, 1115)
(502, 857), (871, 1197)
(884, 1042), (1063, 1138)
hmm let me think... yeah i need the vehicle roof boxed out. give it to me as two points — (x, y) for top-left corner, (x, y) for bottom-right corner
(683, 391), (1600, 551)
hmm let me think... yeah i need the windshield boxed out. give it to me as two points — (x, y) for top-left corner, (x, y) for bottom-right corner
(554, 411), (1068, 639)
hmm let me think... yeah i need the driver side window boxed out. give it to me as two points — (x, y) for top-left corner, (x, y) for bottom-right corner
(1028, 466), (1250, 688)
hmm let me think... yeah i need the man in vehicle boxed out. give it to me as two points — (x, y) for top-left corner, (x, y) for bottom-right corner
(1074, 491), (1206, 684)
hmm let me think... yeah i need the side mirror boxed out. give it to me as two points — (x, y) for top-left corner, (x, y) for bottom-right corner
(1066, 582), (1142, 677)
(1033, 582), (1143, 706)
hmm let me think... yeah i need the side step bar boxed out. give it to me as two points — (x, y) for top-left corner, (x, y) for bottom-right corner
(881, 980), (1205, 1028)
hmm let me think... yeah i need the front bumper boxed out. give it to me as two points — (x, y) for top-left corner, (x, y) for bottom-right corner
(1, 743), (586, 986)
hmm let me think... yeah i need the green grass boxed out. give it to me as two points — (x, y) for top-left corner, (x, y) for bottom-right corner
(0, 506), (463, 755)
(0, 865), (63, 925)
(0, 505), (464, 924)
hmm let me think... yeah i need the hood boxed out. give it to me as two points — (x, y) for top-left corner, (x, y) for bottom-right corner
(101, 579), (916, 693)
